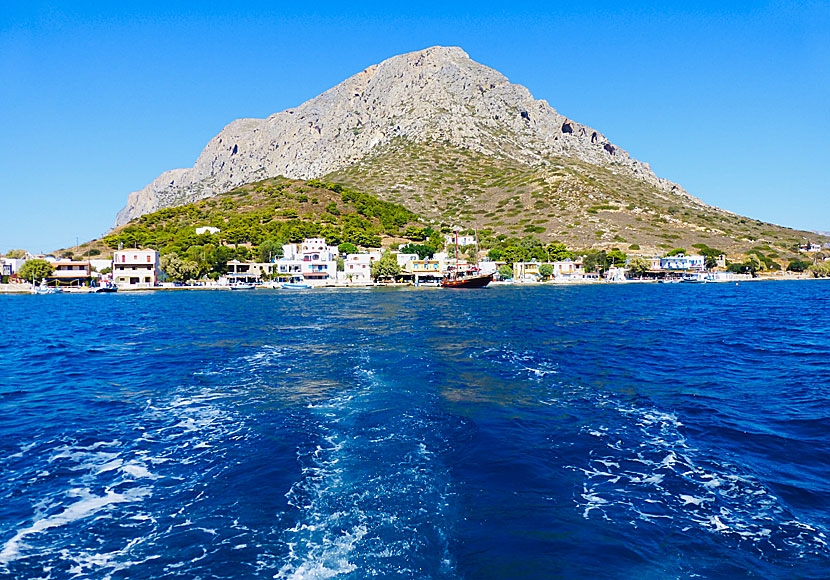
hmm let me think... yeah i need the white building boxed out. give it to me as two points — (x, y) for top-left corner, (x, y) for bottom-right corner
(46, 260), (92, 287)
(513, 260), (584, 281)
(300, 238), (338, 285)
(444, 233), (476, 247)
(275, 259), (304, 283)
(226, 261), (274, 283)
(343, 251), (382, 285)
(195, 226), (221, 235)
(1, 257), (27, 277)
(395, 253), (418, 268)
(660, 254), (704, 271)
(113, 249), (160, 288)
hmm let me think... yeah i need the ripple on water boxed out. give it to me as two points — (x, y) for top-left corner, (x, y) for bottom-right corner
(570, 394), (829, 564)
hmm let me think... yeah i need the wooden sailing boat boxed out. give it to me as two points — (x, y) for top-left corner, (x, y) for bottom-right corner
(441, 230), (492, 288)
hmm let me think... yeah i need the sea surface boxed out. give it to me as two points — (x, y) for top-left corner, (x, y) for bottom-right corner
(1, 281), (829, 579)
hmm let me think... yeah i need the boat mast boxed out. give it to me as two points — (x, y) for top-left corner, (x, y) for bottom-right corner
(455, 229), (459, 279)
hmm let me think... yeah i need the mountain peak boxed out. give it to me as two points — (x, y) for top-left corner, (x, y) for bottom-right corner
(115, 47), (690, 226)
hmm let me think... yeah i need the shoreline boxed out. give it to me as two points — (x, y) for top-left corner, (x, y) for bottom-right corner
(1, 274), (825, 295)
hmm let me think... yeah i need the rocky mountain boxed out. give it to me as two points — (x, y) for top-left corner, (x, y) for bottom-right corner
(116, 46), (695, 227)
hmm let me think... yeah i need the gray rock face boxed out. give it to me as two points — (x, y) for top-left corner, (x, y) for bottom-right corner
(115, 46), (690, 226)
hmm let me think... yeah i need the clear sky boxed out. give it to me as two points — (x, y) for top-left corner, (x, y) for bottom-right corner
(1, 1), (828, 252)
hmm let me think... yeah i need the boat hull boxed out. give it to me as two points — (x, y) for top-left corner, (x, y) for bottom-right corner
(441, 274), (493, 288)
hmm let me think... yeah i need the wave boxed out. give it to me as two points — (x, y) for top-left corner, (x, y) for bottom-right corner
(570, 394), (829, 562)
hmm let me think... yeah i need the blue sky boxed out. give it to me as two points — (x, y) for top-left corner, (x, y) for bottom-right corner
(1, 1), (828, 252)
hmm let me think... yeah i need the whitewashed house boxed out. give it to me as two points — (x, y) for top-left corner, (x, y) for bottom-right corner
(300, 238), (338, 285)
(660, 254), (705, 271)
(343, 251), (381, 285)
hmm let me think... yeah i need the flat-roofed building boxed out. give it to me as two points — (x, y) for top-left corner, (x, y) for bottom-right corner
(343, 252), (381, 284)
(113, 249), (160, 288)
(300, 238), (338, 285)
(226, 261), (275, 283)
(46, 260), (92, 287)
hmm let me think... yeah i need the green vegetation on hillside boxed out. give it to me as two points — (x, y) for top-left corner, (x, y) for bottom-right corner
(325, 137), (825, 265)
(103, 178), (423, 255)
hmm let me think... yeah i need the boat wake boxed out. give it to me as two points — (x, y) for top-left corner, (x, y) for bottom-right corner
(276, 352), (456, 579)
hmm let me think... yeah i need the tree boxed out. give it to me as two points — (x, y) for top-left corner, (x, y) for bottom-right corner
(337, 257), (345, 272)
(809, 262), (830, 278)
(607, 248), (627, 267)
(161, 254), (201, 282)
(258, 238), (283, 263)
(487, 248), (503, 261)
(399, 243), (436, 260)
(5, 249), (27, 258)
(546, 243), (573, 262)
(404, 225), (426, 241)
(628, 256), (651, 278)
(338, 242), (358, 255)
(787, 259), (811, 273)
(498, 264), (514, 280)
(427, 230), (444, 251)
(583, 250), (608, 274)
(501, 245), (526, 265)
(705, 255), (719, 270)
(519, 237), (547, 261)
(538, 264), (553, 279)
(464, 245), (478, 262)
(210, 246), (232, 275)
(19, 259), (53, 283)
(667, 248), (686, 256)
(370, 251), (401, 281)
(727, 257), (760, 277)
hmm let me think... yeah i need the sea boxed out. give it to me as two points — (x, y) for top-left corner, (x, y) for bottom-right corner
(1, 281), (829, 579)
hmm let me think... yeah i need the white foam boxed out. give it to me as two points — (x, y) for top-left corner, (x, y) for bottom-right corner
(121, 463), (154, 479)
(572, 396), (830, 553)
(0, 487), (149, 564)
(709, 515), (729, 532)
(8, 441), (37, 459)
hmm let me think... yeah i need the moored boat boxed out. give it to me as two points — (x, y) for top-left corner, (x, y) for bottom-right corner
(441, 230), (492, 288)
(441, 273), (493, 288)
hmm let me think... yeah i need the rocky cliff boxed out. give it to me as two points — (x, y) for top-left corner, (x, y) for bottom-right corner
(115, 46), (694, 227)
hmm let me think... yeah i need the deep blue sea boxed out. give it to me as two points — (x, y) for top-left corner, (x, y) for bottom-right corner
(1, 281), (829, 579)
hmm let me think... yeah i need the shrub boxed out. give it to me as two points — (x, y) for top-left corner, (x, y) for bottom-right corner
(787, 259), (811, 273)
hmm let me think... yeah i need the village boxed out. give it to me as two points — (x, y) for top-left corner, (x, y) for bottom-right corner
(3, 231), (829, 293)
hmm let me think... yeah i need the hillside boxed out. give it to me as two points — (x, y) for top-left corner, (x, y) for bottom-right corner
(327, 138), (822, 257)
(73, 178), (427, 259)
